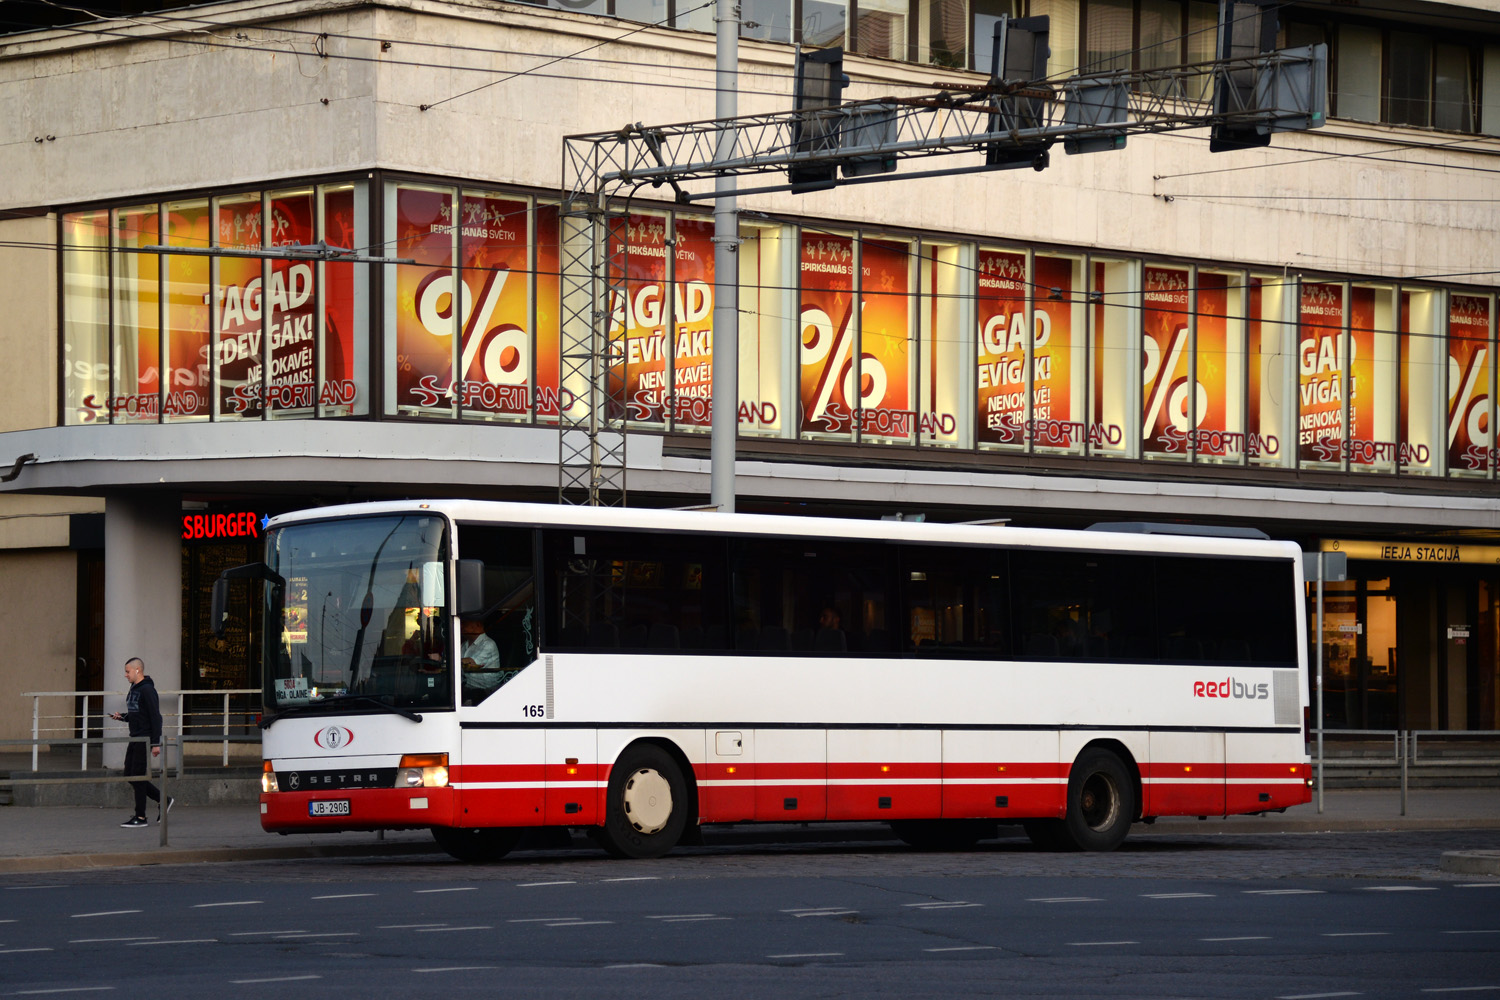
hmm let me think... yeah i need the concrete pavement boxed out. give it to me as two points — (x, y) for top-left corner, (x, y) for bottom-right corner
(3, 787), (1499, 875)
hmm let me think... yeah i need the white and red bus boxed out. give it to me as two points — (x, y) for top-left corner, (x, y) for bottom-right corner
(217, 500), (1311, 861)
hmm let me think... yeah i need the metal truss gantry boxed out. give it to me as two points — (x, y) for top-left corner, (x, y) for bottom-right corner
(557, 46), (1326, 505)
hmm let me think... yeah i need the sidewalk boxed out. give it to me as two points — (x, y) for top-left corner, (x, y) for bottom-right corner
(3, 788), (1499, 875)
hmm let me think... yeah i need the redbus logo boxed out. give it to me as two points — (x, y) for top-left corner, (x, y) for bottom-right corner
(1193, 677), (1269, 700)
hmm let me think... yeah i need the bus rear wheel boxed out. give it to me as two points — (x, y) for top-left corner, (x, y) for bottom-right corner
(890, 819), (995, 851)
(431, 825), (523, 863)
(1057, 748), (1136, 852)
(595, 743), (689, 860)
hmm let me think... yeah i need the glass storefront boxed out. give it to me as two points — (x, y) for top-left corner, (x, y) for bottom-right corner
(60, 176), (1500, 482)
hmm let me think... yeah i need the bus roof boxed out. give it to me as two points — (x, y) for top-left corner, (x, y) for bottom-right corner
(267, 499), (1303, 563)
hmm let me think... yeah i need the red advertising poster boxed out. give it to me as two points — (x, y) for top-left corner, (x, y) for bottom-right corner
(321, 185), (358, 414)
(1449, 295), (1493, 473)
(267, 192), (318, 412)
(975, 250), (1027, 446)
(1298, 281), (1344, 464)
(799, 233), (857, 436)
(535, 203), (563, 421)
(1194, 272), (1236, 459)
(1346, 287), (1380, 468)
(216, 197), (265, 418)
(1142, 267), (1191, 457)
(455, 193), (531, 418)
(1031, 255), (1077, 450)
(858, 238), (912, 442)
(670, 216), (716, 430)
(165, 202), (211, 419)
(608, 213), (671, 425)
(392, 186), (458, 413)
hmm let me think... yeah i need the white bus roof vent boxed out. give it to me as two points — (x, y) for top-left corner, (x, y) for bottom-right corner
(1085, 521), (1270, 540)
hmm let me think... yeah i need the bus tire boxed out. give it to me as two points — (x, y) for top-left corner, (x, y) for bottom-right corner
(430, 826), (523, 863)
(596, 743), (688, 860)
(890, 819), (995, 851)
(1058, 748), (1135, 852)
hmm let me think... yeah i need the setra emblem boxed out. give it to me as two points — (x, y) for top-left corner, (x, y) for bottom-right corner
(314, 726), (354, 750)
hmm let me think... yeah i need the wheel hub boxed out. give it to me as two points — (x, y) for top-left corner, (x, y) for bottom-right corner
(622, 767), (673, 834)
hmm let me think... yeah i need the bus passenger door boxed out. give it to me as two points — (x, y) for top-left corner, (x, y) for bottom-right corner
(457, 728), (546, 828)
(1146, 732), (1225, 817)
(754, 729), (826, 821)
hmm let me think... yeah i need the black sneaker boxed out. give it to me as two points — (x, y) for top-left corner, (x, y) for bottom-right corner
(120, 816), (148, 828)
(158, 797), (175, 822)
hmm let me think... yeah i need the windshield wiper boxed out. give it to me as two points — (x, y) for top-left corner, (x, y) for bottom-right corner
(260, 694), (423, 729)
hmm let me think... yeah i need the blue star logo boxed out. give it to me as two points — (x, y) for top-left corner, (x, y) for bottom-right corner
(260, 514), (271, 531)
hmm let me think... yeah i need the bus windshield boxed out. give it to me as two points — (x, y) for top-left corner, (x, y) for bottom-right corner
(263, 513), (453, 713)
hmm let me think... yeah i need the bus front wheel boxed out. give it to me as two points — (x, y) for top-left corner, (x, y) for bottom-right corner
(431, 826), (523, 863)
(595, 743), (689, 860)
(1058, 748), (1136, 852)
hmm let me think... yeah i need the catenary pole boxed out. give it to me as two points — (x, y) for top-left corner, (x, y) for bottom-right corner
(710, 0), (740, 513)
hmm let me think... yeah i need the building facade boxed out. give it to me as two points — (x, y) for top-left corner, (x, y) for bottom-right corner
(1, 0), (1498, 749)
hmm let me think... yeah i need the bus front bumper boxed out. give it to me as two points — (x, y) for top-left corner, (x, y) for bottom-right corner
(260, 787), (457, 833)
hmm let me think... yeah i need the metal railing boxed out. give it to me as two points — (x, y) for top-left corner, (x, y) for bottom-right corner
(0, 735), (176, 846)
(1313, 727), (1500, 816)
(20, 689), (260, 770)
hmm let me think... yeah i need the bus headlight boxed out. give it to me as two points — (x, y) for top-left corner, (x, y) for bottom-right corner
(262, 760), (279, 793)
(397, 753), (449, 788)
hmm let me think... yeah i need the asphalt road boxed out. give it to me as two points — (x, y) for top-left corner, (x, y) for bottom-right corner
(3, 830), (1498, 998)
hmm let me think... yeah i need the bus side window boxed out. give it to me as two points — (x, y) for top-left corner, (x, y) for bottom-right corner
(899, 546), (1011, 659)
(1009, 550), (1155, 662)
(455, 524), (537, 705)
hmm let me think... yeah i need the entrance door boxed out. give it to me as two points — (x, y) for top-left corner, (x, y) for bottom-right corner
(1314, 576), (1398, 730)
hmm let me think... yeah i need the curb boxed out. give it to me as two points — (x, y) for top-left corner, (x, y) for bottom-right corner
(1439, 851), (1500, 877)
(0, 841), (442, 875)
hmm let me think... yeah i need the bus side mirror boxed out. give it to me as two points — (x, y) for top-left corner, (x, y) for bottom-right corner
(456, 559), (485, 617)
(210, 577), (230, 638)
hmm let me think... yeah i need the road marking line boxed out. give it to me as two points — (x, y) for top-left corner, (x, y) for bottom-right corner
(508, 918), (571, 923)
(311, 893), (374, 900)
(413, 967), (497, 974)
(1201, 936), (1271, 942)
(904, 902), (982, 909)
(0, 948), (53, 954)
(276, 932), (359, 939)
(379, 923), (448, 929)
(70, 911), (141, 919)
(606, 964), (666, 969)
(1067, 941), (1139, 947)
(1245, 889), (1325, 895)
(662, 917), (732, 923)
(67, 938), (157, 944)
(229, 976), (321, 984)
(414, 888), (476, 894)
(602, 877), (660, 882)
(192, 901), (261, 908)
(1276, 993), (1362, 999)
(228, 930), (306, 937)
(1420, 988), (1500, 994)
(1444, 930), (1500, 935)
(128, 939), (217, 946)
(15, 989), (114, 995)
(6, 886), (63, 890)
(1457, 885), (1500, 889)
(414, 926), (492, 932)
(518, 882), (576, 887)
(1028, 897), (1102, 903)
(924, 946), (996, 952)
(788, 910), (858, 917)
(1144, 893), (1215, 899)
(768, 953), (844, 959)
(547, 921), (613, 927)
(1322, 932), (1390, 937)
(1363, 886), (1438, 892)
(647, 914), (717, 920)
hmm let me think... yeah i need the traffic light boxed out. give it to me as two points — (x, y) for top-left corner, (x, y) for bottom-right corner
(1209, 0), (1278, 152)
(987, 16), (1053, 170)
(790, 48), (849, 192)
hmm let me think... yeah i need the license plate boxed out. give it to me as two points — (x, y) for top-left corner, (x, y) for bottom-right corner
(309, 800), (350, 817)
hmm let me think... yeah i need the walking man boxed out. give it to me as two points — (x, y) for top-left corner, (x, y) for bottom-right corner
(109, 657), (172, 828)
